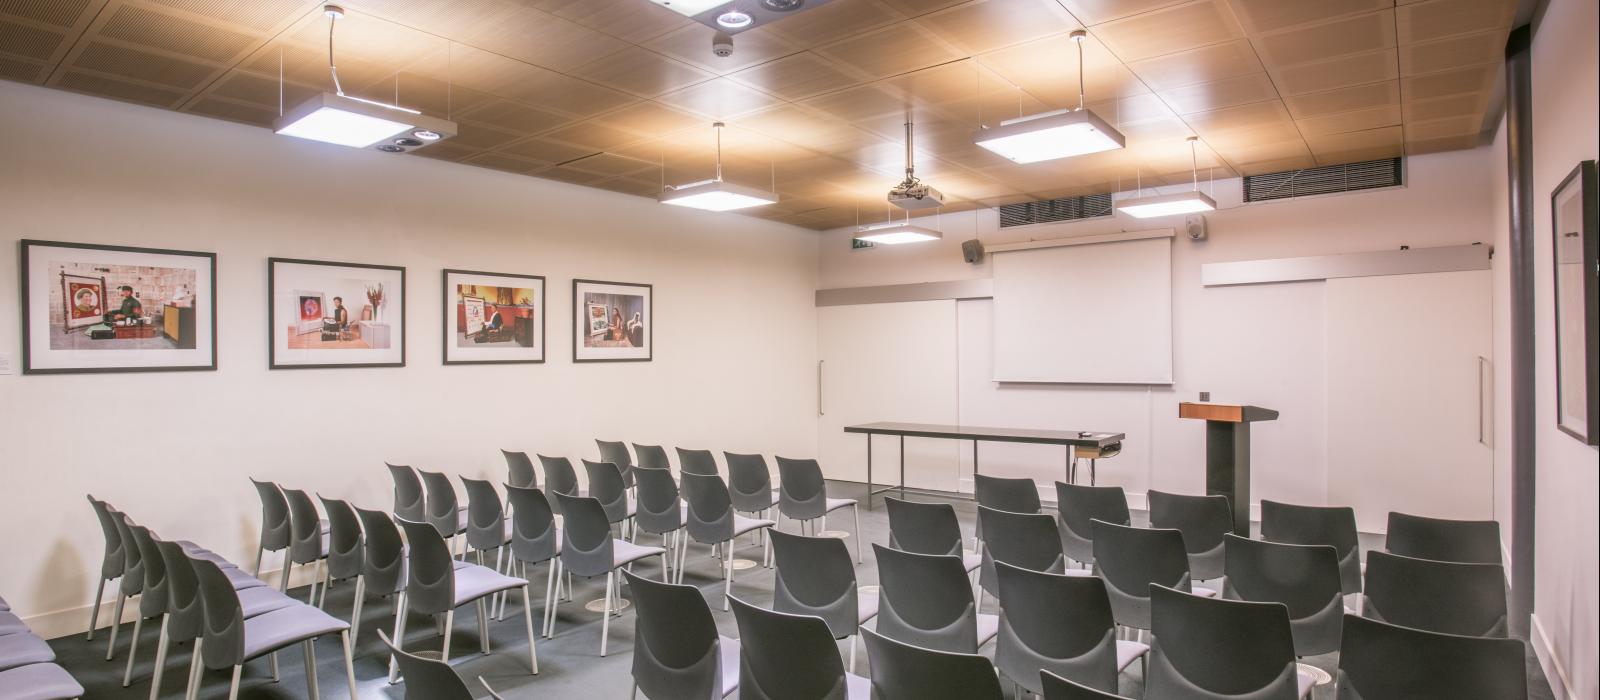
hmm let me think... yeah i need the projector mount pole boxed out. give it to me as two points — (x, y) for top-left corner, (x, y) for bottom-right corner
(713, 121), (724, 184)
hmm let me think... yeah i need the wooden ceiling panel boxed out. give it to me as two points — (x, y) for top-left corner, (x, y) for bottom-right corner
(1401, 62), (1495, 100)
(54, 68), (186, 106)
(1272, 49), (1398, 95)
(1253, 10), (1395, 68)
(801, 84), (915, 124)
(979, 34), (1149, 108)
(1406, 132), (1479, 155)
(915, 0), (1077, 55)
(644, 23), (799, 75)
(461, 7), (629, 74)
(0, 0), (99, 27)
(1234, 153), (1317, 175)
(499, 137), (599, 163)
(1127, 38), (1263, 92)
(1304, 125), (1403, 164)
(1226, 0), (1390, 34)
(589, 100), (706, 137)
(462, 151), (548, 174)
(457, 98), (573, 135)
(655, 77), (783, 119)
(532, 0), (693, 44)
(1395, 0), (1515, 43)
(762, 0), (906, 46)
(1399, 29), (1506, 76)
(570, 46), (712, 98)
(139, 0), (313, 33)
(1054, 0), (1187, 26)
(877, 0), (969, 17)
(409, 139), (482, 162)
(561, 152), (658, 177)
(1093, 0), (1246, 63)
(727, 51), (864, 101)
(186, 95), (275, 124)
(1214, 137), (1312, 165)
(537, 166), (613, 186)
(542, 120), (648, 151)
(1404, 114), (1481, 140)
(71, 41), (217, 89)
(1157, 72), (1278, 114)
(1295, 103), (1401, 136)
(1402, 92), (1485, 122)
(0, 55), (49, 82)
(814, 21), (963, 79)
(1283, 80), (1400, 119)
(98, 4), (258, 63)
(0, 17), (71, 61)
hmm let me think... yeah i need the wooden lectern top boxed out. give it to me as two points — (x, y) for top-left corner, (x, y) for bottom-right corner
(1178, 402), (1280, 423)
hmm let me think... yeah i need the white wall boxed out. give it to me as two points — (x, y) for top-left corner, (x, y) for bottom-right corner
(0, 80), (821, 637)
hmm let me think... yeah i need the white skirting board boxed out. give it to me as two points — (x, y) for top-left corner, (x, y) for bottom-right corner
(1532, 614), (1578, 700)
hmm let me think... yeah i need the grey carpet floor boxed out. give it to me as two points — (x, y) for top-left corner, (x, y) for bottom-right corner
(48, 482), (1557, 699)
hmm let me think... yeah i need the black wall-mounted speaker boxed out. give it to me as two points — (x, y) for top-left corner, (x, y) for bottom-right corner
(962, 238), (985, 264)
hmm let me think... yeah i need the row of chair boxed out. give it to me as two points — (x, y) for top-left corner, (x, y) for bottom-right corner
(0, 592), (83, 700)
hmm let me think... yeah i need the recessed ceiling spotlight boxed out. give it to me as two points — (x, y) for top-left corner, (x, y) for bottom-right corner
(762, 0), (804, 10)
(375, 144), (405, 153)
(411, 129), (441, 141)
(716, 9), (753, 28)
(393, 137), (423, 147)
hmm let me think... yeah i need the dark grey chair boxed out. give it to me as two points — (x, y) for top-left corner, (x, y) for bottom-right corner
(104, 511), (146, 661)
(678, 447), (720, 476)
(1041, 670), (1130, 700)
(770, 530), (878, 671)
(550, 493), (667, 656)
(419, 470), (468, 558)
(862, 627), (1005, 700)
(1260, 500), (1362, 595)
(0, 662), (84, 700)
(978, 506), (1087, 602)
(379, 630), (504, 699)
(461, 477), (512, 570)
(1146, 584), (1313, 700)
(884, 497), (980, 577)
(1334, 614), (1527, 700)
(148, 539), (294, 700)
(974, 474), (1041, 550)
(1055, 483), (1131, 568)
(283, 489), (330, 603)
(873, 544), (997, 654)
(596, 439), (636, 488)
(390, 519), (537, 681)
(498, 485), (562, 626)
(351, 506), (408, 644)
(185, 558), (356, 700)
(624, 570), (740, 699)
(1223, 534), (1345, 656)
(727, 594), (869, 700)
(681, 472), (775, 609)
(119, 524), (171, 688)
(1091, 519), (1214, 631)
(775, 456), (860, 562)
(726, 452), (781, 521)
(1148, 490), (1233, 581)
(537, 454), (582, 513)
(634, 467), (688, 574)
(583, 459), (637, 536)
(1385, 512), (1502, 564)
(387, 463), (426, 523)
(634, 443), (671, 470)
(502, 449), (538, 490)
(87, 495), (128, 641)
(249, 479), (294, 584)
(1362, 551), (1508, 637)
(318, 496), (365, 615)
(994, 562), (1148, 697)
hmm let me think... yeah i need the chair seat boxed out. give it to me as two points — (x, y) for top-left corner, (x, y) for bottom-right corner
(858, 591), (880, 626)
(239, 587), (299, 619)
(1114, 640), (1150, 671)
(731, 515), (776, 538)
(0, 594), (8, 612)
(962, 551), (981, 573)
(240, 604), (350, 661)
(613, 540), (667, 569)
(823, 497), (857, 514)
(976, 613), (999, 649)
(1296, 669), (1315, 698)
(451, 563), (529, 606)
(719, 636), (741, 697)
(846, 672), (871, 699)
(1193, 586), (1218, 598)
(223, 567), (268, 590)
(0, 663), (84, 700)
(0, 613), (27, 637)
(0, 634), (54, 672)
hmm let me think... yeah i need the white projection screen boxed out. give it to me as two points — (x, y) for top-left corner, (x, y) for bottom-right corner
(991, 236), (1173, 384)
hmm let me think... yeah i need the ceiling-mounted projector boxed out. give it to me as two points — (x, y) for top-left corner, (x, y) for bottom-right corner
(888, 120), (944, 211)
(646, 0), (835, 35)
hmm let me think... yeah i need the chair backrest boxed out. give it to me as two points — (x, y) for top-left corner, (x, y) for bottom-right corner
(128, 525), (169, 618)
(1055, 483), (1130, 565)
(632, 466), (682, 536)
(460, 477), (506, 552)
(87, 495), (126, 579)
(595, 440), (635, 487)
(775, 456), (830, 520)
(1146, 585), (1301, 700)
(155, 539), (204, 643)
(110, 511), (145, 596)
(682, 472), (738, 544)
(319, 495), (365, 583)
(994, 562), (1121, 695)
(634, 443), (671, 470)
(1335, 615), (1527, 700)
(251, 479), (292, 551)
(1259, 499), (1361, 595)
(725, 452), (775, 513)
(502, 449), (538, 490)
(1385, 512), (1502, 564)
(582, 459), (631, 524)
(770, 529), (859, 639)
(1041, 671), (1131, 700)
(728, 594), (854, 700)
(862, 627), (1005, 700)
(884, 497), (963, 557)
(386, 464), (426, 522)
(1147, 490), (1232, 580)
(355, 506), (406, 595)
(504, 485), (559, 566)
(283, 488), (325, 565)
(1362, 551), (1508, 637)
(978, 506), (1066, 596)
(377, 630), (475, 700)
(677, 448), (718, 476)
(1090, 519), (1192, 630)
(873, 543), (981, 653)
(555, 493), (618, 578)
(193, 558), (247, 669)
(1222, 534), (1344, 656)
(397, 518), (457, 616)
(418, 470), (461, 539)
(537, 454), (580, 513)
(974, 474), (1041, 514)
(623, 570), (726, 700)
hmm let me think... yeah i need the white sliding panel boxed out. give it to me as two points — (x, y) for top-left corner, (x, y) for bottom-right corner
(817, 300), (960, 490)
(1326, 270), (1494, 531)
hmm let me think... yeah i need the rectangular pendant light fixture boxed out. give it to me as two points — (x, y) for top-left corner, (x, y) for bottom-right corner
(658, 179), (779, 212)
(972, 108), (1126, 164)
(853, 222), (943, 245)
(1117, 190), (1217, 218)
(274, 92), (457, 150)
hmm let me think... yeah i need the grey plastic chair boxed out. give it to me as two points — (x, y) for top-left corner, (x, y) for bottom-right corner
(634, 467), (687, 575)
(387, 463), (426, 523)
(727, 594), (870, 700)
(1041, 670), (1131, 700)
(680, 472), (776, 609)
(726, 452), (781, 519)
(884, 497), (980, 576)
(624, 569), (740, 700)
(461, 477), (512, 570)
(537, 454), (581, 513)
(863, 627), (1004, 700)
(185, 557), (356, 700)
(994, 561), (1148, 697)
(1223, 534), (1345, 656)
(149, 539), (295, 700)
(583, 459), (637, 535)
(318, 496), (365, 611)
(1091, 519), (1211, 631)
(678, 447), (719, 476)
(978, 505), (1086, 601)
(1334, 614), (1526, 700)
(974, 474), (1040, 550)
(550, 493), (667, 656)
(379, 629), (504, 699)
(283, 489), (330, 603)
(87, 495), (127, 641)
(351, 506), (408, 644)
(635, 443), (671, 470)
(0, 662), (84, 700)
(1385, 512), (1502, 564)
(1055, 483), (1132, 568)
(390, 518), (538, 681)
(1362, 551), (1508, 637)
(775, 456), (861, 562)
(119, 525), (171, 688)
(1260, 500), (1362, 595)
(104, 511), (146, 661)
(1148, 490), (1233, 581)
(249, 479), (292, 581)
(1146, 584), (1313, 700)
(872, 544), (997, 654)
(596, 439), (636, 488)
(770, 529), (878, 671)
(497, 485), (562, 624)
(419, 470), (469, 557)
(502, 449), (538, 490)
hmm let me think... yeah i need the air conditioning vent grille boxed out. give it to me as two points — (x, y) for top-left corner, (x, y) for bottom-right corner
(1244, 157), (1402, 202)
(999, 192), (1114, 227)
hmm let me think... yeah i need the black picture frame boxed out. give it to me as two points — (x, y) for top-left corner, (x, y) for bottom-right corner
(20, 239), (218, 374)
(442, 268), (546, 365)
(1552, 160), (1598, 445)
(572, 278), (653, 363)
(268, 257), (406, 370)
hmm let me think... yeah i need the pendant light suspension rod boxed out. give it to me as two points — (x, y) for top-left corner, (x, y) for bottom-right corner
(1188, 135), (1199, 191)
(713, 121), (725, 183)
(1071, 29), (1087, 111)
(326, 5), (346, 97)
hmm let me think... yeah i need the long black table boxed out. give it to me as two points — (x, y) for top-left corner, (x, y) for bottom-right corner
(843, 422), (1126, 508)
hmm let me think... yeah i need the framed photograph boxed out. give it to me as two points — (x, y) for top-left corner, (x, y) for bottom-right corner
(443, 269), (545, 365)
(1552, 160), (1598, 445)
(20, 239), (216, 374)
(269, 257), (405, 369)
(573, 279), (651, 363)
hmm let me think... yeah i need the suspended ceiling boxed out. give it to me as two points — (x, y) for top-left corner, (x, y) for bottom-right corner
(0, 0), (1517, 229)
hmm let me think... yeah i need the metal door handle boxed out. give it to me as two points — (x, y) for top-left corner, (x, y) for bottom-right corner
(817, 360), (825, 416)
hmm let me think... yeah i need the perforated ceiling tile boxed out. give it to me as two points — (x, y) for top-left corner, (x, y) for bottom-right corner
(1127, 38), (1263, 91)
(1401, 62), (1495, 100)
(815, 21), (962, 79)
(462, 7), (628, 74)
(1295, 103), (1401, 136)
(760, 0), (904, 46)
(1395, 0), (1515, 43)
(0, 0), (97, 28)
(462, 151), (547, 174)
(538, 0), (692, 44)
(55, 68), (186, 106)
(538, 166), (613, 186)
(72, 41), (218, 89)
(1, 20), (67, 62)
(0, 54), (47, 81)
(561, 152), (658, 177)
(1272, 49), (1398, 95)
(1406, 132), (1479, 155)
(543, 120), (650, 152)
(456, 99), (572, 135)
(644, 23), (799, 75)
(1305, 125), (1404, 164)
(916, 0), (1076, 55)
(1225, 0), (1390, 34)
(1402, 93), (1485, 122)
(185, 95), (275, 124)
(589, 100), (706, 137)
(1253, 10), (1395, 68)
(727, 51), (864, 101)
(1054, 0), (1186, 25)
(1283, 80), (1400, 119)
(450, 122), (523, 150)
(1399, 30), (1506, 76)
(1404, 113), (1482, 140)
(1094, 0), (1245, 63)
(499, 137), (600, 164)
(1157, 72), (1278, 114)
(570, 45), (712, 98)
(98, 3), (259, 62)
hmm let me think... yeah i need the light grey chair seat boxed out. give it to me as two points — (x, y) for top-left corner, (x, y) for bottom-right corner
(860, 592), (880, 625)
(976, 613), (1000, 647)
(614, 539), (669, 568)
(962, 551), (981, 572)
(0, 613), (25, 637)
(451, 563), (530, 606)
(825, 497), (857, 512)
(0, 663), (84, 700)
(0, 594), (7, 611)
(239, 586), (299, 618)
(240, 604), (350, 659)
(1115, 640), (1150, 671)
(732, 514), (777, 537)
(222, 566), (269, 590)
(1296, 671), (1315, 697)
(0, 634), (55, 671)
(717, 636), (742, 696)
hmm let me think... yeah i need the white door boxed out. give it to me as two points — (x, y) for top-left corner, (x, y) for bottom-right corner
(817, 301), (960, 491)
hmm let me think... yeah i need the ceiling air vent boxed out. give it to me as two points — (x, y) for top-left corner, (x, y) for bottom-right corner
(1244, 157), (1403, 203)
(999, 192), (1114, 228)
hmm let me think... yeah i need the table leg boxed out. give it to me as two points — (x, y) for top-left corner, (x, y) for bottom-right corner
(866, 435), (874, 510)
(899, 435), (906, 498)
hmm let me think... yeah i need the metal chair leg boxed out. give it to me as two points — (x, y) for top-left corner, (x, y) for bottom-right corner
(106, 593), (126, 660)
(341, 630), (357, 699)
(441, 609), (455, 663)
(852, 505), (863, 563)
(87, 578), (107, 641)
(148, 614), (171, 700)
(387, 591), (408, 684)
(302, 639), (320, 700)
(121, 614), (144, 686)
(600, 571), (614, 657)
(521, 584), (539, 674)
